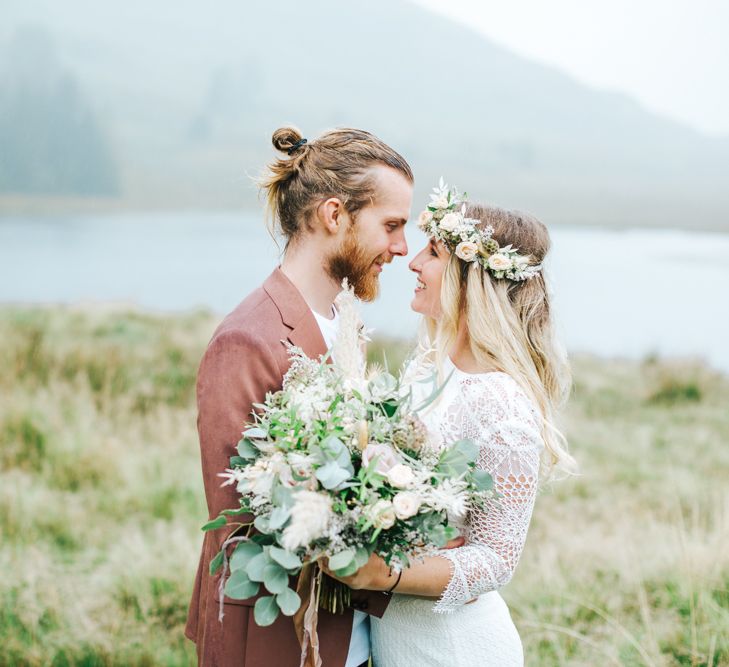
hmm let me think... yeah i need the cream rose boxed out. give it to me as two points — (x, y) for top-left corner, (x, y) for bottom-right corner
(392, 492), (422, 519)
(369, 499), (396, 529)
(432, 195), (449, 209)
(487, 253), (513, 271)
(386, 464), (415, 489)
(455, 241), (479, 262)
(362, 442), (399, 474)
(417, 210), (433, 230)
(438, 212), (461, 233)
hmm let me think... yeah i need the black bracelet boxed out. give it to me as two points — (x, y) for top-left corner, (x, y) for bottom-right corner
(385, 569), (402, 595)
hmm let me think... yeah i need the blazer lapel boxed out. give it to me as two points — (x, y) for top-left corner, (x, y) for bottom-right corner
(263, 267), (327, 360)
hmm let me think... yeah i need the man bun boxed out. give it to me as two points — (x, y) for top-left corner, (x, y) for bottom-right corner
(271, 126), (305, 155)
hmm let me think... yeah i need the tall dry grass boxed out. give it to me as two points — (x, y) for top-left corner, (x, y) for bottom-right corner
(1, 307), (727, 666)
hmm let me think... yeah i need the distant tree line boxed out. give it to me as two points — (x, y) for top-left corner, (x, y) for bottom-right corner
(0, 27), (119, 196)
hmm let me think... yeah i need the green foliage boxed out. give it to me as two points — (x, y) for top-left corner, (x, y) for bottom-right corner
(1, 311), (727, 666)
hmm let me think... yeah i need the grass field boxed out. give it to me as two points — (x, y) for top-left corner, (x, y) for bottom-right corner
(1, 307), (727, 666)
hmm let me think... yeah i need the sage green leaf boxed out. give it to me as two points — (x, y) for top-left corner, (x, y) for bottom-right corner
(254, 515), (271, 533)
(230, 541), (262, 572)
(333, 561), (359, 577)
(224, 570), (259, 600)
(201, 515), (227, 532)
(472, 469), (494, 492)
(208, 550), (224, 575)
(254, 595), (280, 627)
(267, 506), (291, 531)
(269, 546), (302, 570)
(236, 438), (258, 460)
(328, 549), (355, 571)
(353, 546), (371, 569)
(246, 551), (269, 582)
(263, 563), (289, 594)
(276, 587), (302, 616)
(316, 461), (351, 490)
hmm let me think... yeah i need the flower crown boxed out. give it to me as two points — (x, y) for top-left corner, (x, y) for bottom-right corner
(417, 178), (542, 282)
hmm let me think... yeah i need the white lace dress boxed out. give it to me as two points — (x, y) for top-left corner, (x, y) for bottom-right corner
(370, 358), (543, 667)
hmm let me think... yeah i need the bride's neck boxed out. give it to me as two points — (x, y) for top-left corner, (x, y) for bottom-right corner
(449, 320), (498, 374)
(280, 242), (340, 317)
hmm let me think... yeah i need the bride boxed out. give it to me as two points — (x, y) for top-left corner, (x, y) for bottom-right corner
(323, 182), (576, 666)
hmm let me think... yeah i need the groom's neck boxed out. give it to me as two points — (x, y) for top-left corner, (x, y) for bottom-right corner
(280, 244), (340, 318)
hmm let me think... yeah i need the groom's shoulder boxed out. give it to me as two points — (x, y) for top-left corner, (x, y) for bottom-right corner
(209, 284), (286, 352)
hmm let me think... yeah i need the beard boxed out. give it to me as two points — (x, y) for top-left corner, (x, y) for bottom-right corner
(325, 230), (384, 302)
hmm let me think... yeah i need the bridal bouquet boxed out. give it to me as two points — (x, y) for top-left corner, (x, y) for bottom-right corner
(203, 284), (494, 629)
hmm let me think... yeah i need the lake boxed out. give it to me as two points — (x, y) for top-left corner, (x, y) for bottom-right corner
(2, 211), (728, 373)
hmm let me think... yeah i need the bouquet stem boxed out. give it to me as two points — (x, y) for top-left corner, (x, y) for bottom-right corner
(318, 575), (351, 614)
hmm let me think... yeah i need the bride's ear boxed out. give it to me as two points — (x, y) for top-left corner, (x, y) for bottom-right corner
(316, 197), (347, 236)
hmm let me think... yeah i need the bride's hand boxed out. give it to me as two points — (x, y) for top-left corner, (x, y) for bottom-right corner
(319, 536), (465, 591)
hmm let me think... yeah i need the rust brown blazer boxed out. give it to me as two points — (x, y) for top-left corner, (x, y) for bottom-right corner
(185, 268), (390, 666)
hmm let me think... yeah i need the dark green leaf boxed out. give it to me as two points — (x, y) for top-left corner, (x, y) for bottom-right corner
(201, 515), (227, 532)
(208, 550), (224, 575)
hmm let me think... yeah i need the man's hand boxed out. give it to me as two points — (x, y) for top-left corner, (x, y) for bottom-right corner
(319, 536), (465, 591)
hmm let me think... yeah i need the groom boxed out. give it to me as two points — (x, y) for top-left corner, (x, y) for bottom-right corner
(185, 127), (414, 666)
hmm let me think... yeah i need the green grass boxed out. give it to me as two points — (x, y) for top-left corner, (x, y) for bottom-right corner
(1, 307), (727, 666)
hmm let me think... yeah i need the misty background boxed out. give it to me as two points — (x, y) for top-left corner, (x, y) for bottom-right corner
(1, 0), (728, 369)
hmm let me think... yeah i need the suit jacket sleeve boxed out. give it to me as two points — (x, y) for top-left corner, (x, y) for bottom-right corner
(196, 329), (282, 544)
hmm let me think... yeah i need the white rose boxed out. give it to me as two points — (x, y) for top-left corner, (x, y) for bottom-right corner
(487, 253), (513, 271)
(392, 492), (422, 519)
(417, 210), (433, 230)
(438, 212), (461, 233)
(455, 241), (479, 262)
(432, 195), (449, 209)
(368, 499), (396, 529)
(362, 443), (399, 474)
(386, 464), (415, 489)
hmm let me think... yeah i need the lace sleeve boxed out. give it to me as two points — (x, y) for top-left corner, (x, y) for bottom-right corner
(433, 373), (543, 613)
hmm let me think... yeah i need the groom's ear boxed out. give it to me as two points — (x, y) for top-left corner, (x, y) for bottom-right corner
(316, 197), (347, 236)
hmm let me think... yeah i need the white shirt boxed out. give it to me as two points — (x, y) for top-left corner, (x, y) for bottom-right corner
(310, 305), (370, 667)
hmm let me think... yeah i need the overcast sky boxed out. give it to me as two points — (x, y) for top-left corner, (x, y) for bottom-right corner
(413, 0), (729, 137)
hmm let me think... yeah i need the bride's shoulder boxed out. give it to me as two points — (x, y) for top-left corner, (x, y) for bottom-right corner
(455, 369), (540, 426)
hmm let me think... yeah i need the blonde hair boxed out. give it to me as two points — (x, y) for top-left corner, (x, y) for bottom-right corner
(259, 125), (413, 248)
(421, 203), (577, 479)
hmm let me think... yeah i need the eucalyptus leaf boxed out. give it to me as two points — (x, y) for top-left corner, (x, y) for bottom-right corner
(333, 561), (359, 578)
(263, 563), (289, 594)
(254, 515), (271, 533)
(269, 546), (302, 570)
(267, 506), (291, 531)
(328, 549), (355, 571)
(243, 427), (268, 440)
(236, 438), (258, 460)
(254, 595), (280, 627)
(246, 551), (269, 582)
(353, 546), (371, 569)
(315, 461), (351, 490)
(230, 541), (262, 572)
(276, 587), (302, 616)
(472, 469), (494, 492)
(224, 570), (260, 600)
